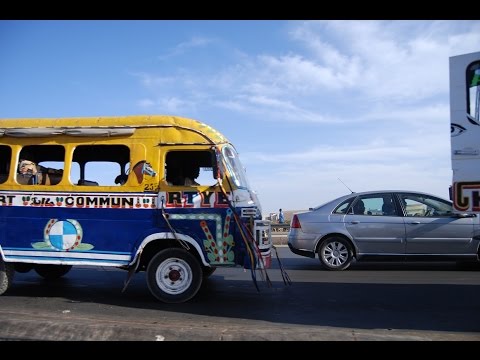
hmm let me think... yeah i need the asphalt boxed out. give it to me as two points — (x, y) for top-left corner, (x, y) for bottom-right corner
(4, 233), (478, 341)
(271, 233), (288, 246)
(3, 312), (478, 341)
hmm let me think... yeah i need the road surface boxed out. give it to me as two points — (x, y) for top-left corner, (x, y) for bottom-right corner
(1, 247), (479, 341)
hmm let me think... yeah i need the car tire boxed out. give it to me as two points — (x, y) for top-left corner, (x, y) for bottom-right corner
(318, 236), (353, 271)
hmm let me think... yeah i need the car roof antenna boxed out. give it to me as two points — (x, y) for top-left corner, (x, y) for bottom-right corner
(338, 178), (355, 193)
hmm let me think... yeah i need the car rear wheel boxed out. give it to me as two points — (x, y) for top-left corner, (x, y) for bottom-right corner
(318, 236), (353, 271)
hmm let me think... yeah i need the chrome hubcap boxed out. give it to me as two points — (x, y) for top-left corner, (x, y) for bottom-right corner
(323, 241), (348, 267)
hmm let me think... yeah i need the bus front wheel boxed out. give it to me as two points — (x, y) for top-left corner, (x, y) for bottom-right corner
(147, 248), (203, 304)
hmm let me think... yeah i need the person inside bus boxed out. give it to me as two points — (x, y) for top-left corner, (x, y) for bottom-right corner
(114, 174), (128, 185)
(167, 162), (199, 186)
(183, 165), (200, 186)
(17, 156), (64, 185)
(17, 158), (38, 184)
(166, 164), (183, 186)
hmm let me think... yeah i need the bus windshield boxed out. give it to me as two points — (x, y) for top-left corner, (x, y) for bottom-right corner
(222, 145), (250, 189)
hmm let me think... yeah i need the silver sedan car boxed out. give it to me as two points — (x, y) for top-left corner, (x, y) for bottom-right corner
(287, 190), (480, 270)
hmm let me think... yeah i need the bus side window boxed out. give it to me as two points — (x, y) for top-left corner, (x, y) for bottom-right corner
(71, 144), (130, 186)
(17, 145), (65, 186)
(165, 150), (216, 187)
(77, 179), (99, 186)
(0, 145), (11, 184)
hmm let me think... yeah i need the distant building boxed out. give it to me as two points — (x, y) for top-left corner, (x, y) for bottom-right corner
(268, 212), (278, 222)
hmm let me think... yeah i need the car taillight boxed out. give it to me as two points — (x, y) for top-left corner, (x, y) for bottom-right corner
(291, 215), (301, 229)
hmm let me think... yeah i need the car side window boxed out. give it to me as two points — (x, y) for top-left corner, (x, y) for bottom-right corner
(400, 194), (453, 217)
(333, 199), (353, 214)
(380, 194), (397, 216)
(350, 194), (398, 216)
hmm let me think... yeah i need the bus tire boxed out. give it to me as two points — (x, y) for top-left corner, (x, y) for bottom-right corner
(0, 259), (15, 295)
(34, 265), (72, 280)
(14, 263), (33, 273)
(147, 248), (203, 304)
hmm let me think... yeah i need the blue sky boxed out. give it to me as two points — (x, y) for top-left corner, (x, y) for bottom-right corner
(1, 20), (480, 217)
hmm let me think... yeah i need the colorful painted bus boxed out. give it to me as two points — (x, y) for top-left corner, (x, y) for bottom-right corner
(0, 115), (272, 303)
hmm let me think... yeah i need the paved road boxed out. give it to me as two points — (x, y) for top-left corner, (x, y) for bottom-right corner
(1, 247), (480, 341)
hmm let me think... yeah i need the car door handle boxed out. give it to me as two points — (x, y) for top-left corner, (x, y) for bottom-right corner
(350, 220), (360, 224)
(409, 221), (421, 225)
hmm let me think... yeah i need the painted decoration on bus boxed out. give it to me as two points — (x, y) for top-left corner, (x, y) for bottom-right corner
(0, 191), (230, 209)
(32, 219), (94, 251)
(169, 208), (235, 265)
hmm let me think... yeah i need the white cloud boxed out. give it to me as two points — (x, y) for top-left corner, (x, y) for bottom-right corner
(252, 154), (453, 216)
(288, 20), (480, 103)
(135, 95), (195, 114)
(158, 36), (215, 60)
(129, 20), (477, 216)
(359, 103), (449, 124)
(137, 98), (155, 108)
(214, 99), (248, 112)
(244, 131), (445, 166)
(132, 72), (176, 89)
(256, 54), (357, 92)
(136, 21), (480, 127)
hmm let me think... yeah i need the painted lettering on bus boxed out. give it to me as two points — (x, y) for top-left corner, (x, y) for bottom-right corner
(0, 192), (229, 209)
(0, 195), (15, 206)
(64, 196), (136, 208)
(166, 191), (229, 208)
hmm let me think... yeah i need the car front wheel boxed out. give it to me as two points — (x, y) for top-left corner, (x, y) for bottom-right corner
(318, 236), (353, 271)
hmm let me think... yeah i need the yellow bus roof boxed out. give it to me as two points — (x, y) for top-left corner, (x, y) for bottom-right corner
(0, 115), (229, 145)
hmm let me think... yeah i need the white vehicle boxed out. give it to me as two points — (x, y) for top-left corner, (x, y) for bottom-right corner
(450, 51), (480, 213)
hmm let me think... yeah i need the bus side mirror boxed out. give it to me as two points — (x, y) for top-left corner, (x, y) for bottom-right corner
(212, 148), (224, 181)
(213, 161), (219, 180)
